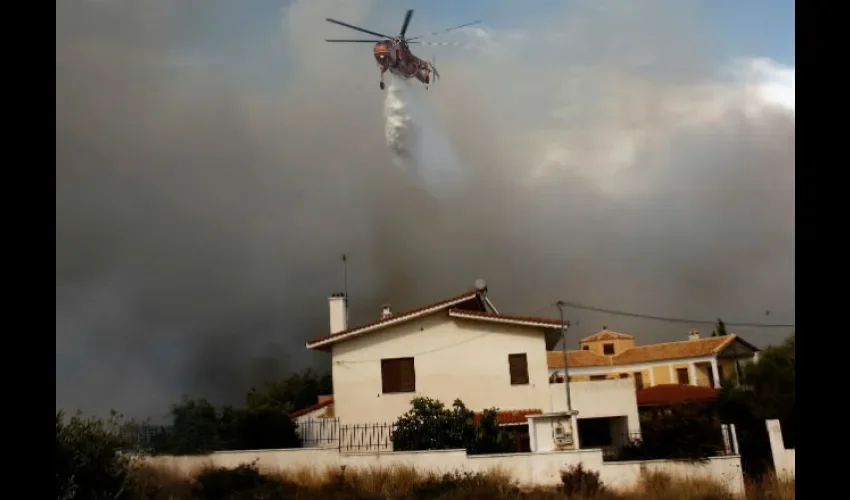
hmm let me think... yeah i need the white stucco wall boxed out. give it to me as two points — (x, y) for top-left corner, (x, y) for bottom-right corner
(145, 448), (744, 494)
(549, 379), (641, 435)
(766, 419), (795, 479)
(330, 313), (551, 423)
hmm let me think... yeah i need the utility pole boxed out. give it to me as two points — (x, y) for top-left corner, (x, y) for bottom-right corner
(556, 301), (573, 413)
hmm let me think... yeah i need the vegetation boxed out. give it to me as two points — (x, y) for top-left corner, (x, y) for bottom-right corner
(391, 397), (515, 454)
(618, 404), (723, 462)
(125, 462), (794, 499)
(716, 331), (795, 476)
(125, 369), (331, 455)
(56, 410), (137, 500)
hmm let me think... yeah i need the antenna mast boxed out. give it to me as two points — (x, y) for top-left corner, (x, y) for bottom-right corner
(342, 254), (349, 324)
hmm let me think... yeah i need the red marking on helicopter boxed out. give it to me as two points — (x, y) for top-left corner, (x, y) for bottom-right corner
(325, 9), (479, 91)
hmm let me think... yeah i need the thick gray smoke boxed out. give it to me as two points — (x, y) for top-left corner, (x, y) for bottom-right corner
(56, 0), (794, 418)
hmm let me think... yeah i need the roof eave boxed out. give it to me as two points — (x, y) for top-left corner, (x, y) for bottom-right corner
(306, 293), (480, 350)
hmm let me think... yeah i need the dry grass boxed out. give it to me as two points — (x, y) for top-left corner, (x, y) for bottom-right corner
(744, 472), (795, 500)
(128, 462), (794, 500)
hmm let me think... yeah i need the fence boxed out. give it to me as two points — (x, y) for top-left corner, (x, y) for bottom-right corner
(299, 418), (397, 452)
(603, 428), (733, 462)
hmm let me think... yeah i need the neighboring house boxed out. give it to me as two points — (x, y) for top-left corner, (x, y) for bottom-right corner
(290, 396), (337, 448)
(547, 328), (760, 390)
(298, 287), (642, 451)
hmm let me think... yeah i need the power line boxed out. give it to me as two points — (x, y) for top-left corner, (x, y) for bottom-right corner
(555, 300), (794, 328)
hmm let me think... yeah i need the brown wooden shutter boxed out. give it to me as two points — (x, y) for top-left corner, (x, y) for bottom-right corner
(381, 357), (415, 393)
(634, 372), (644, 390)
(508, 353), (529, 385)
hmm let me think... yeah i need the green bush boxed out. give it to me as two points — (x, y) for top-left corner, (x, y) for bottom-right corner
(391, 397), (515, 454)
(56, 410), (136, 500)
(561, 463), (605, 498)
(191, 462), (297, 500)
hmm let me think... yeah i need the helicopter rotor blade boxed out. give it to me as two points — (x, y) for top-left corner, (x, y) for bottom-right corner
(326, 18), (394, 40)
(325, 39), (383, 43)
(399, 9), (414, 38)
(409, 41), (463, 47)
(407, 20), (482, 41)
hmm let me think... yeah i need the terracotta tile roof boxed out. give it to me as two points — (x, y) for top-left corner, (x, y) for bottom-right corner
(289, 398), (335, 419)
(580, 330), (635, 342)
(473, 409), (543, 425)
(548, 334), (743, 369)
(306, 290), (484, 349)
(636, 384), (719, 406)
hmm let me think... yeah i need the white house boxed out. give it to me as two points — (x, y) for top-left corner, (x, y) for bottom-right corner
(300, 284), (642, 451)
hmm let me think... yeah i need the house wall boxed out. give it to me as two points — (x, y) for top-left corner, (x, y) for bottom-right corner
(331, 313), (551, 424)
(548, 356), (723, 388)
(580, 338), (635, 356)
(144, 448), (744, 494)
(549, 379), (641, 434)
(766, 419), (795, 479)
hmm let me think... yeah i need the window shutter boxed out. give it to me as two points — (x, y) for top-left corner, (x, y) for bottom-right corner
(508, 353), (529, 385)
(381, 357), (415, 393)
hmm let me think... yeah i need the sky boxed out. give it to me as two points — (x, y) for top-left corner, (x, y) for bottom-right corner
(56, 0), (795, 418)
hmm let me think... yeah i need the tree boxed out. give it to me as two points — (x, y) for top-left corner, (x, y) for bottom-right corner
(391, 397), (513, 454)
(56, 410), (136, 500)
(165, 396), (221, 454)
(716, 331), (795, 475)
(219, 405), (301, 451)
(245, 369), (332, 414)
(712, 318), (727, 337)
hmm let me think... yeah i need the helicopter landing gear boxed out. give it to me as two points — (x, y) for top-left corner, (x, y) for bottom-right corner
(380, 81), (385, 90)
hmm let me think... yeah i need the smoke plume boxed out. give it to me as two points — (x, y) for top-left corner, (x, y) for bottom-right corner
(56, 0), (794, 418)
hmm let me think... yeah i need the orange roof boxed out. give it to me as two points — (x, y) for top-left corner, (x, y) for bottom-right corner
(289, 398), (335, 419)
(580, 329), (635, 342)
(636, 384), (719, 406)
(548, 334), (747, 369)
(306, 290), (485, 349)
(473, 409), (542, 425)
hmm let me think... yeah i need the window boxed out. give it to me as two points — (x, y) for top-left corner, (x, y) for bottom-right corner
(381, 357), (415, 393)
(718, 363), (725, 382)
(619, 373), (629, 379)
(590, 375), (607, 381)
(603, 343), (615, 355)
(508, 353), (530, 385)
(582, 345), (590, 350)
(707, 367), (715, 388)
(676, 367), (689, 385)
(634, 372), (644, 390)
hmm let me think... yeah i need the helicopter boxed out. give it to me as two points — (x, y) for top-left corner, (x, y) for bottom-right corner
(325, 9), (480, 90)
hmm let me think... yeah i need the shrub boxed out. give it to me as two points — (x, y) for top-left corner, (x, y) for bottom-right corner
(56, 410), (136, 500)
(561, 463), (605, 498)
(391, 397), (514, 454)
(191, 462), (297, 500)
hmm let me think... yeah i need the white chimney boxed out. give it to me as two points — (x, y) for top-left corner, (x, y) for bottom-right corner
(381, 304), (392, 319)
(329, 293), (348, 334)
(688, 329), (700, 341)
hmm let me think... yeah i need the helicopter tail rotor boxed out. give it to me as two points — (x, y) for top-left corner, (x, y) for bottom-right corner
(430, 56), (440, 83)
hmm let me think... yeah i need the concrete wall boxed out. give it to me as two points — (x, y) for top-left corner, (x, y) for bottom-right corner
(549, 378), (641, 435)
(331, 313), (552, 423)
(145, 448), (744, 495)
(766, 419), (795, 479)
